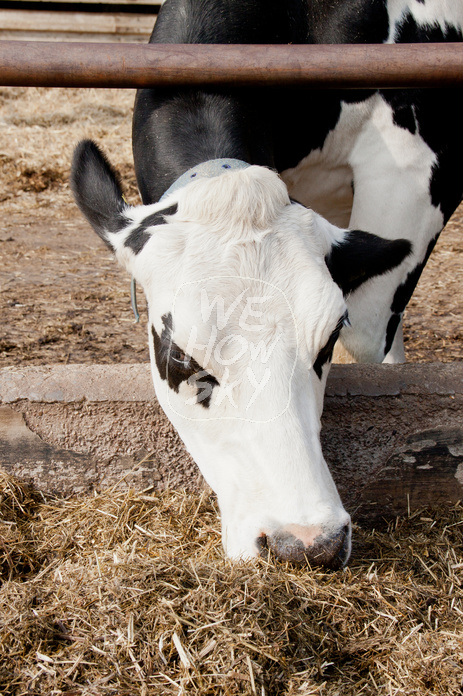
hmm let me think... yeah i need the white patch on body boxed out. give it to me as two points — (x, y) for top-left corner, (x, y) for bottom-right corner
(282, 93), (444, 363)
(344, 95), (443, 362)
(281, 99), (376, 228)
(386, 0), (463, 42)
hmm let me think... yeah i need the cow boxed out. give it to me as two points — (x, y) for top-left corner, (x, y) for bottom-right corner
(71, 0), (463, 569)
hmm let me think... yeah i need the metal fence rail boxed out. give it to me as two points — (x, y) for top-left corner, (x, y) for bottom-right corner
(0, 40), (462, 88)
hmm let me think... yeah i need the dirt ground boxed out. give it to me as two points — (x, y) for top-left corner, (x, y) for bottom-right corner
(0, 87), (461, 367)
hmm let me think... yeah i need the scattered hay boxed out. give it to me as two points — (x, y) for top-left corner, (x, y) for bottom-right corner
(0, 87), (139, 215)
(1, 470), (462, 695)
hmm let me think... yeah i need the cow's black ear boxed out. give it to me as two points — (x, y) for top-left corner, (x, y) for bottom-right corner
(325, 230), (411, 295)
(71, 139), (127, 250)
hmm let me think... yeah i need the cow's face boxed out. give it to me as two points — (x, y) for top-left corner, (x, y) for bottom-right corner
(71, 141), (410, 568)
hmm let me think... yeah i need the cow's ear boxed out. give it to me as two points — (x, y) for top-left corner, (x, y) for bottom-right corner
(71, 139), (128, 251)
(325, 230), (411, 295)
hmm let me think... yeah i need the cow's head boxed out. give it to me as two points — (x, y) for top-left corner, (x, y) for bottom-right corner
(71, 140), (410, 568)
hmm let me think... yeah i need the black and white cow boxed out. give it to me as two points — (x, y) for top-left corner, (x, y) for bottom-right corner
(71, 0), (463, 569)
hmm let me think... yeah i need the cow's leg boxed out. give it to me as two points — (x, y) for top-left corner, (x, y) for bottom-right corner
(382, 319), (405, 364)
(333, 320), (405, 364)
(337, 93), (461, 364)
(333, 320), (406, 364)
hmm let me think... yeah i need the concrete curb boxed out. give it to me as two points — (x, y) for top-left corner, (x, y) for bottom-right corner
(0, 362), (461, 404)
(325, 362), (462, 397)
(0, 364), (155, 403)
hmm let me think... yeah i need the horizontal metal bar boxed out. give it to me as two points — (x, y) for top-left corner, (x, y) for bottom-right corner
(0, 40), (462, 88)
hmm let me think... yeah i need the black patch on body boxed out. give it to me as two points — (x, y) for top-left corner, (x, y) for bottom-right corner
(384, 313), (402, 357)
(391, 236), (438, 316)
(381, 13), (463, 223)
(133, 85), (276, 204)
(306, 0), (389, 44)
(124, 204), (178, 254)
(384, 235), (438, 357)
(394, 12), (463, 43)
(326, 231), (411, 296)
(151, 312), (219, 408)
(383, 90), (417, 135)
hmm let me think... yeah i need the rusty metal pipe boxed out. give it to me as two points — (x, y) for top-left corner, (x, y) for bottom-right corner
(0, 41), (462, 89)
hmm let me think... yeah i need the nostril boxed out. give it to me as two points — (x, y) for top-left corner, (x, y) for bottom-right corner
(319, 524), (351, 570)
(338, 523), (351, 566)
(256, 533), (268, 555)
(306, 526), (350, 570)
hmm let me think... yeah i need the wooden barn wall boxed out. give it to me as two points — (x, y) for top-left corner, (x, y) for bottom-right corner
(0, 1), (161, 42)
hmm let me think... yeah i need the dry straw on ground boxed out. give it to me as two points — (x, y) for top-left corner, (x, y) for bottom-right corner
(0, 86), (139, 217)
(1, 470), (462, 696)
(0, 85), (462, 693)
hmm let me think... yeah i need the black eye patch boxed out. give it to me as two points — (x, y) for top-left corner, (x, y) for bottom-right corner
(313, 312), (348, 380)
(124, 203), (178, 254)
(151, 312), (219, 408)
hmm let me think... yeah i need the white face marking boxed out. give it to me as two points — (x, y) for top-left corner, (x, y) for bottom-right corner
(117, 167), (351, 562)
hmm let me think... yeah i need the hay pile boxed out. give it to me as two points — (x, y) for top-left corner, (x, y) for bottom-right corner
(1, 471), (462, 695)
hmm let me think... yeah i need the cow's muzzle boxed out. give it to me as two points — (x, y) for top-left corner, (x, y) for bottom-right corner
(258, 523), (351, 569)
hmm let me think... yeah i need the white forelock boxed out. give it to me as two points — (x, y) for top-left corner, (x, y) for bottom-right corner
(165, 165), (291, 237)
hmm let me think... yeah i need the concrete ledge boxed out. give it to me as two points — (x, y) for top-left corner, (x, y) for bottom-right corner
(1, 363), (462, 523)
(325, 362), (462, 397)
(1, 363), (461, 404)
(0, 364), (155, 403)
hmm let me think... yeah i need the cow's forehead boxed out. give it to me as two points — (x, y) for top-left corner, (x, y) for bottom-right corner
(129, 167), (346, 350)
(132, 166), (323, 279)
(168, 276), (298, 353)
(139, 208), (329, 299)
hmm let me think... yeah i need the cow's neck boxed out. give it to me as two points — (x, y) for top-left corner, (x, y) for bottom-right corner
(133, 87), (275, 205)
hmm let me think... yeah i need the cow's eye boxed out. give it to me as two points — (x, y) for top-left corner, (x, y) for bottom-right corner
(170, 348), (191, 368)
(332, 311), (349, 339)
(313, 311), (349, 379)
(332, 311), (350, 337)
(342, 311), (351, 328)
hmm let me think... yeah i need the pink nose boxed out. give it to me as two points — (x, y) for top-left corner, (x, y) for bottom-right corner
(258, 524), (350, 569)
